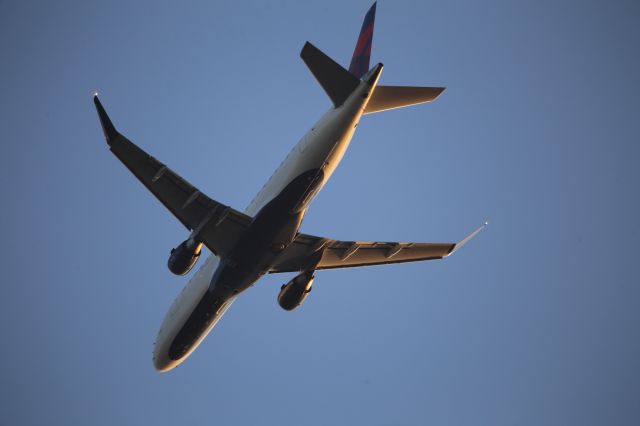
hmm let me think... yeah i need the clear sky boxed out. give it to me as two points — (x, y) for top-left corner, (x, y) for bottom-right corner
(1, 0), (639, 425)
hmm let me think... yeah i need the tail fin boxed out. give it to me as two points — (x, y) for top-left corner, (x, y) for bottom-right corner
(301, 42), (359, 108)
(364, 85), (446, 114)
(349, 2), (377, 78)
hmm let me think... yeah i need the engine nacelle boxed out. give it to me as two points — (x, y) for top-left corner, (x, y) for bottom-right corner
(167, 239), (203, 276)
(278, 272), (314, 311)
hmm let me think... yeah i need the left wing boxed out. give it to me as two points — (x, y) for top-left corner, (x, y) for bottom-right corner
(270, 223), (487, 273)
(94, 95), (251, 257)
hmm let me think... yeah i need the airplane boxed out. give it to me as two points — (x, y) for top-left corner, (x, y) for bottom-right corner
(93, 2), (485, 372)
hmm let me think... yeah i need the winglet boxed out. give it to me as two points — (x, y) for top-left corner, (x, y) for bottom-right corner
(93, 94), (119, 144)
(447, 222), (488, 257)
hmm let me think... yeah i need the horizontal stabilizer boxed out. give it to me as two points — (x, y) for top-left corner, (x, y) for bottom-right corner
(301, 42), (360, 108)
(364, 85), (445, 114)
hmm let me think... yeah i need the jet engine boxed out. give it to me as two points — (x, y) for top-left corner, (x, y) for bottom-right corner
(278, 272), (314, 311)
(167, 238), (203, 275)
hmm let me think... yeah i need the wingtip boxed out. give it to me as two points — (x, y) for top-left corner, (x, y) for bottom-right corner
(300, 41), (312, 57)
(432, 87), (447, 101)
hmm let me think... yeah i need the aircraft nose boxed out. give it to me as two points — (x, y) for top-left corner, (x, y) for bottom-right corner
(153, 351), (178, 373)
(153, 341), (179, 373)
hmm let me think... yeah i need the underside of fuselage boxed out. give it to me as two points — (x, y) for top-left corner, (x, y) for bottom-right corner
(150, 61), (381, 371)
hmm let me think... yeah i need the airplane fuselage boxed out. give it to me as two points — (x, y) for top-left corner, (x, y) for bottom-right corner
(95, 2), (477, 374)
(152, 65), (383, 371)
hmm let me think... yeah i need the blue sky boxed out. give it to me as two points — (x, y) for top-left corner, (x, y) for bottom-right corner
(1, 0), (639, 425)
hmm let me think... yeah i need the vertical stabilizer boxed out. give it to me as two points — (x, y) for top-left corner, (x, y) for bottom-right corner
(349, 2), (377, 78)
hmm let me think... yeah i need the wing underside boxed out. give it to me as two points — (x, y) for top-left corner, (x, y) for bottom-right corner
(270, 224), (486, 273)
(94, 95), (251, 257)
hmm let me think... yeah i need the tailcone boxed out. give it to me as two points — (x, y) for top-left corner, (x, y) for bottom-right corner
(365, 62), (384, 86)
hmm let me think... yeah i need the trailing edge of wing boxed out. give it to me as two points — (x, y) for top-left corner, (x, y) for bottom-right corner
(270, 223), (487, 273)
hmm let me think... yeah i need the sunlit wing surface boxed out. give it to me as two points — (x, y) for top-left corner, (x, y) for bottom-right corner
(270, 223), (487, 272)
(94, 96), (251, 258)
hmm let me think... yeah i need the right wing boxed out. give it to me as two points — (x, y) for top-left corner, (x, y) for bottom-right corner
(270, 223), (487, 273)
(94, 95), (251, 257)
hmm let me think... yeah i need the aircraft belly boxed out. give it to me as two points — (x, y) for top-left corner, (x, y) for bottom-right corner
(153, 256), (218, 371)
(153, 296), (235, 371)
(167, 286), (235, 362)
